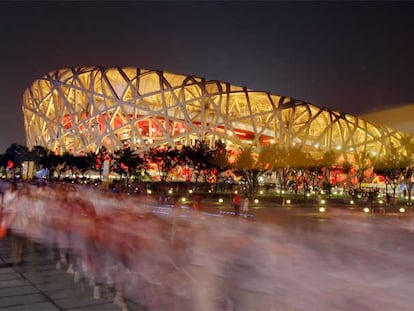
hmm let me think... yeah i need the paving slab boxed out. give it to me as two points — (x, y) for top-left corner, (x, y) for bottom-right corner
(1, 301), (60, 310)
(0, 235), (127, 311)
(0, 293), (46, 308)
(0, 279), (32, 289)
(0, 286), (40, 299)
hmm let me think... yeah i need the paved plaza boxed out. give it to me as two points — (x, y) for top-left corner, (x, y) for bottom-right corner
(2, 198), (414, 310)
(0, 235), (140, 311)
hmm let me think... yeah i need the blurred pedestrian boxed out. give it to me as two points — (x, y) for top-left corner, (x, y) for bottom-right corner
(191, 194), (202, 212)
(4, 182), (28, 265)
(316, 192), (322, 205)
(232, 193), (241, 216)
(241, 195), (249, 218)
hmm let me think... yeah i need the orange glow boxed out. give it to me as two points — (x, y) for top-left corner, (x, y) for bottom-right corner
(23, 67), (410, 156)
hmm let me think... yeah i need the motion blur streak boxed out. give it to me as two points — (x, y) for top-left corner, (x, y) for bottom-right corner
(3, 182), (414, 310)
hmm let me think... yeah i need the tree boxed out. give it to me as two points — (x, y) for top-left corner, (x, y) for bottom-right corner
(257, 144), (288, 190)
(29, 145), (49, 169)
(373, 144), (405, 198)
(181, 140), (214, 183)
(319, 150), (338, 195)
(113, 147), (145, 185)
(44, 150), (64, 179)
(400, 135), (414, 204)
(341, 160), (353, 190)
(210, 140), (230, 193)
(4, 143), (29, 167)
(285, 146), (311, 196)
(4, 144), (30, 179)
(232, 147), (259, 194)
(307, 159), (324, 191)
(354, 151), (375, 189)
(147, 146), (181, 183)
(73, 152), (98, 176)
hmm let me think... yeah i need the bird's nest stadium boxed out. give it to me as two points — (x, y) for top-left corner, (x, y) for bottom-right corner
(23, 66), (407, 160)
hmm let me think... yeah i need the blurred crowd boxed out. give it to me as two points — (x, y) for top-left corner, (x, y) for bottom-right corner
(2, 181), (414, 310)
(0, 181), (281, 310)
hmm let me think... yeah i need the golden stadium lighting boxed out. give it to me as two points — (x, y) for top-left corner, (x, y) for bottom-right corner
(22, 67), (409, 156)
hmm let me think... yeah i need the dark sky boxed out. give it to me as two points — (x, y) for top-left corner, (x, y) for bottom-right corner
(0, 1), (413, 152)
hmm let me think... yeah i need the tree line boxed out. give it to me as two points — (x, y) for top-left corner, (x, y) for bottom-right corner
(1, 137), (413, 200)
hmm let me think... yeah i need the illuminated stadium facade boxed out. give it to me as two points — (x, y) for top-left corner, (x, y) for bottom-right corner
(23, 67), (407, 160)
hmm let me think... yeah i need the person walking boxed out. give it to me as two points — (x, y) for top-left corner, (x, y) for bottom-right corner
(241, 195), (250, 218)
(232, 193), (241, 216)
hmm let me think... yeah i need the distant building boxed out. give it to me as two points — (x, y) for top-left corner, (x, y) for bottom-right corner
(23, 67), (408, 160)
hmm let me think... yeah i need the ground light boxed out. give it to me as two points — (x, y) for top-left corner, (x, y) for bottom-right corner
(218, 198), (223, 203)
(254, 199), (259, 204)
(363, 207), (370, 213)
(319, 207), (326, 213)
(286, 199), (291, 204)
(181, 197), (186, 203)
(147, 189), (152, 194)
(259, 190), (264, 194)
(350, 200), (354, 204)
(400, 207), (406, 213)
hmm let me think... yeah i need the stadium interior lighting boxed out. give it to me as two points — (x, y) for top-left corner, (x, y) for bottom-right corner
(23, 67), (409, 157)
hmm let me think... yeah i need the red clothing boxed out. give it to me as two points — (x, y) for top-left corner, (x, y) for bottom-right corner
(232, 194), (241, 206)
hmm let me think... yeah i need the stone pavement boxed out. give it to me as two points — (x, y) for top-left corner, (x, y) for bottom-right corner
(0, 234), (140, 311)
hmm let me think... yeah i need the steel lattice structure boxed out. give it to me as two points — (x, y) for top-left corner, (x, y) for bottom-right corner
(23, 67), (406, 158)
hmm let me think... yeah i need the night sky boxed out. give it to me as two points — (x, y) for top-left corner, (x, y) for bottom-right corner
(0, 1), (413, 152)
